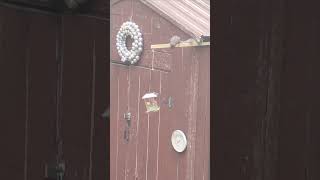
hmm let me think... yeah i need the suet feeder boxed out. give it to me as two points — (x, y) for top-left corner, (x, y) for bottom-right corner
(142, 92), (160, 112)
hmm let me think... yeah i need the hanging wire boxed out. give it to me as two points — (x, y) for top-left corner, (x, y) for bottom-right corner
(130, 0), (133, 21)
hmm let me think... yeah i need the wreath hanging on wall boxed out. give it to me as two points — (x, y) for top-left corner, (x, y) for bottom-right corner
(116, 21), (143, 65)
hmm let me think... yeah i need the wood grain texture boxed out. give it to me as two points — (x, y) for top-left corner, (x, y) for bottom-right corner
(111, 1), (210, 180)
(26, 12), (57, 180)
(213, 0), (320, 180)
(91, 19), (108, 180)
(0, 4), (109, 180)
(0, 7), (28, 180)
(61, 15), (94, 180)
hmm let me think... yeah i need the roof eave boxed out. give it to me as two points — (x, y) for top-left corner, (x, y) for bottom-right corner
(139, 0), (204, 38)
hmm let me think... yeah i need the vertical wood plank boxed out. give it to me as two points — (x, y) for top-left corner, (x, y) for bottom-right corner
(166, 47), (193, 180)
(212, 0), (266, 179)
(61, 15), (94, 180)
(135, 68), (150, 180)
(278, 1), (311, 179)
(0, 7), (28, 180)
(146, 70), (161, 180)
(309, 6), (320, 179)
(114, 64), (129, 180)
(157, 71), (177, 180)
(26, 12), (57, 180)
(125, 65), (140, 180)
(194, 47), (210, 180)
(111, 1), (210, 180)
(91, 19), (108, 180)
(110, 64), (120, 180)
(309, 16), (320, 180)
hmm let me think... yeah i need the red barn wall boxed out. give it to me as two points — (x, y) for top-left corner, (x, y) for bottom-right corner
(110, 1), (210, 180)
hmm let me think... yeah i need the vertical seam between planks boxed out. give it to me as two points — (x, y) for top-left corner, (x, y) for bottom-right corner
(130, 0), (134, 21)
(145, 70), (152, 180)
(24, 18), (30, 180)
(181, 48), (184, 72)
(57, 15), (65, 165)
(134, 75), (141, 178)
(116, 78), (120, 180)
(152, 49), (155, 70)
(176, 159), (179, 180)
(203, 85), (209, 180)
(156, 72), (162, 180)
(128, 64), (131, 111)
(125, 65), (131, 180)
(145, 114), (150, 180)
(192, 50), (199, 180)
(151, 16), (153, 34)
(88, 28), (96, 180)
(55, 15), (61, 167)
(187, 49), (199, 180)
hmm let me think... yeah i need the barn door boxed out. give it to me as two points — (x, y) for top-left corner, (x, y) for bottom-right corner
(110, 47), (210, 180)
(0, 8), (58, 180)
(0, 7), (108, 180)
(213, 0), (320, 179)
(58, 16), (108, 180)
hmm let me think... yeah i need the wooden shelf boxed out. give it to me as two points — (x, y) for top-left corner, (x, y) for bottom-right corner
(151, 40), (210, 49)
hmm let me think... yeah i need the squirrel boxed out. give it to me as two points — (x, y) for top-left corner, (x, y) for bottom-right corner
(169, 35), (198, 48)
(169, 35), (181, 47)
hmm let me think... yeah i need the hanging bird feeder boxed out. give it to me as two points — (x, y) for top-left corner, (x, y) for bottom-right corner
(142, 92), (160, 112)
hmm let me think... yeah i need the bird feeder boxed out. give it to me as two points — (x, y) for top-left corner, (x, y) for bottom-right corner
(142, 92), (160, 112)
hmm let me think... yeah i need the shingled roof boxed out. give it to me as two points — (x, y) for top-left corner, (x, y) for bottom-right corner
(139, 0), (210, 38)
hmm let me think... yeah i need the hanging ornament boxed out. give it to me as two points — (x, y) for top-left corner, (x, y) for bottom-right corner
(116, 21), (144, 65)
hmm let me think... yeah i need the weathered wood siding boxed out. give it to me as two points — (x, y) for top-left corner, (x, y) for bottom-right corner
(213, 0), (320, 180)
(0, 3), (108, 180)
(110, 1), (210, 180)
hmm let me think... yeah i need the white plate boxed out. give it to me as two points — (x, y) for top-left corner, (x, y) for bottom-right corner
(171, 130), (187, 152)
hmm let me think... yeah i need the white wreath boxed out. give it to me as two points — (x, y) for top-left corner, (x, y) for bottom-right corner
(116, 21), (143, 64)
